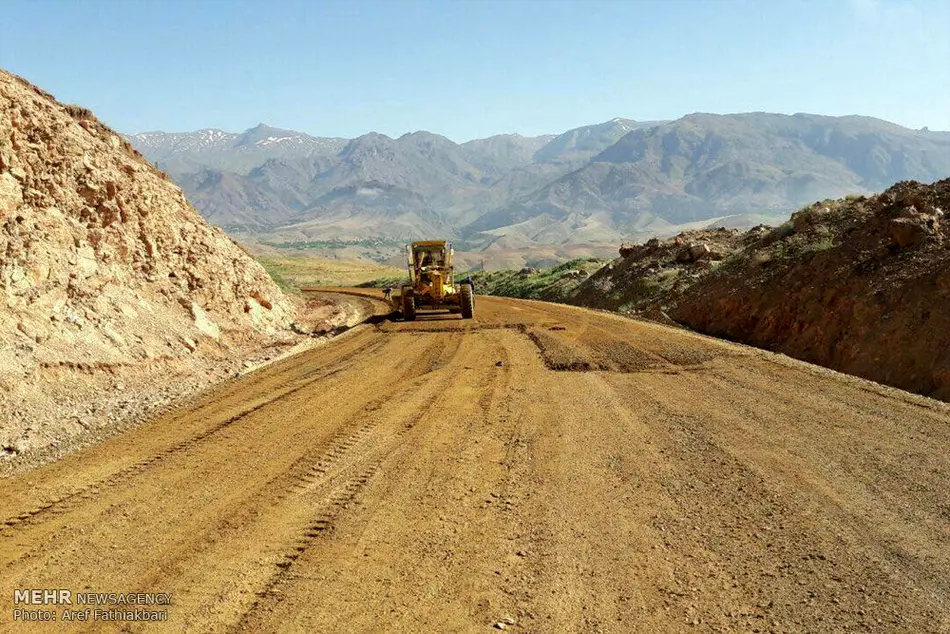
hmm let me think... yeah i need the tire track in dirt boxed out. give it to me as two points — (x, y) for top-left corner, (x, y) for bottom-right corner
(0, 335), (448, 588)
(227, 335), (470, 633)
(228, 329), (526, 633)
(0, 336), (388, 536)
(0, 330), (467, 634)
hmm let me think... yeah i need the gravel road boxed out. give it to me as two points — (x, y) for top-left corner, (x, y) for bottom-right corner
(1, 291), (947, 632)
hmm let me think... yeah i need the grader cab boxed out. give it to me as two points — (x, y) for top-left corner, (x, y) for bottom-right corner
(400, 241), (474, 321)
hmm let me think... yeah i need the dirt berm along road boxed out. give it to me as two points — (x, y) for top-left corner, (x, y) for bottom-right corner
(1, 290), (948, 633)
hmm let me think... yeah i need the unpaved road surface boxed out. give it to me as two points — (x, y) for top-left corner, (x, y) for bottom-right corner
(2, 291), (948, 632)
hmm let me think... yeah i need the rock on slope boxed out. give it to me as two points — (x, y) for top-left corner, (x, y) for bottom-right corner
(571, 227), (750, 314)
(0, 70), (294, 465)
(572, 180), (950, 401)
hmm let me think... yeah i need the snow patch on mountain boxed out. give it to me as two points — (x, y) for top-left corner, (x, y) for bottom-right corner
(257, 136), (297, 146)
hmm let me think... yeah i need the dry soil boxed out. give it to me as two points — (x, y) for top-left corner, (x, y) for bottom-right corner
(1, 291), (947, 633)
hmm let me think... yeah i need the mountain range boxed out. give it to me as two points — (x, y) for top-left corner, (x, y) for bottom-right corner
(128, 114), (950, 263)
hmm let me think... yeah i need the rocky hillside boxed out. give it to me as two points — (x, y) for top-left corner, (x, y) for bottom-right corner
(0, 70), (297, 465)
(672, 180), (949, 401)
(571, 227), (750, 313)
(571, 180), (950, 401)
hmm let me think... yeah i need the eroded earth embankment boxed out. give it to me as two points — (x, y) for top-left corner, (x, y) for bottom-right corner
(575, 179), (950, 401)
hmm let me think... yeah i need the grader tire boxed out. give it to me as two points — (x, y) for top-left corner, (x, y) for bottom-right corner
(460, 283), (475, 319)
(402, 292), (417, 321)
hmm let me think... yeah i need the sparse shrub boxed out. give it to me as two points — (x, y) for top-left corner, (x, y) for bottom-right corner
(64, 104), (94, 121)
(803, 234), (837, 253)
(759, 220), (795, 248)
(639, 277), (661, 295)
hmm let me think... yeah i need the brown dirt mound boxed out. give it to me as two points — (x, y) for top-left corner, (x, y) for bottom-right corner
(671, 179), (950, 400)
(0, 69), (297, 462)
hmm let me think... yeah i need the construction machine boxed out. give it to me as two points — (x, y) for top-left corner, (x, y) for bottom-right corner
(399, 240), (474, 320)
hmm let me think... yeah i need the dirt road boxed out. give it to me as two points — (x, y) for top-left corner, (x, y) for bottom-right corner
(2, 291), (948, 632)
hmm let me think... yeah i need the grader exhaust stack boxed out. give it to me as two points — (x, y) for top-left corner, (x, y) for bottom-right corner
(398, 240), (474, 321)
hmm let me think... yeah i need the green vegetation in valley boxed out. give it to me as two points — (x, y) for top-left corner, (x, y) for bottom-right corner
(257, 258), (299, 293)
(465, 258), (607, 302)
(261, 238), (406, 251)
(357, 275), (410, 289)
(254, 255), (404, 293)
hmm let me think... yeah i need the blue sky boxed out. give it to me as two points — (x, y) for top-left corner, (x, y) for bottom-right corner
(1, 0), (947, 141)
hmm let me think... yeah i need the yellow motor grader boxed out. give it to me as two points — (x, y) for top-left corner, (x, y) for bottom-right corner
(398, 240), (474, 320)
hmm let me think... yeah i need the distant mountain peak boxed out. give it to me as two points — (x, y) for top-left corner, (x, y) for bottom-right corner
(244, 122), (284, 133)
(237, 123), (300, 145)
(356, 131), (393, 141)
